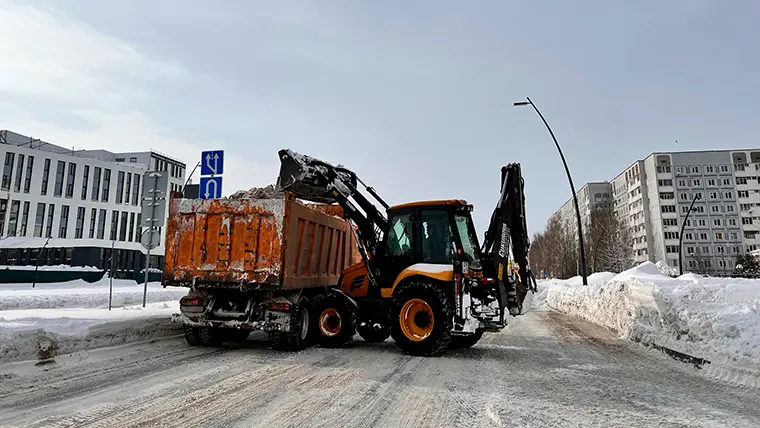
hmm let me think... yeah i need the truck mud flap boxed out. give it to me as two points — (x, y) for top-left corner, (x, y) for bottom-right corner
(172, 313), (283, 332)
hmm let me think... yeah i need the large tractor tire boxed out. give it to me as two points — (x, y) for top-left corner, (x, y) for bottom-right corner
(314, 293), (357, 348)
(449, 330), (483, 349)
(390, 281), (453, 357)
(268, 296), (311, 352)
(357, 324), (391, 343)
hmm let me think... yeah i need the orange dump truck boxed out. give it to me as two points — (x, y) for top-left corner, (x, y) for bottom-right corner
(163, 192), (361, 350)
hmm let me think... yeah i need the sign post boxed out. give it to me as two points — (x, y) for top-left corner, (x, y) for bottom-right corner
(140, 171), (168, 307)
(200, 150), (224, 200)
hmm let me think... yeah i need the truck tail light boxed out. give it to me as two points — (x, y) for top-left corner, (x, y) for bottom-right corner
(180, 296), (204, 306)
(268, 302), (291, 311)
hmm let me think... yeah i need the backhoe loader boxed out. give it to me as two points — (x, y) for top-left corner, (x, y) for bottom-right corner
(275, 149), (538, 356)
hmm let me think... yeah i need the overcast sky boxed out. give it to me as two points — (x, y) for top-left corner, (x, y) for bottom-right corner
(2, 0), (758, 233)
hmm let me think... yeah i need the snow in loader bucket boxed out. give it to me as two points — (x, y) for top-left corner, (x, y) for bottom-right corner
(276, 148), (358, 204)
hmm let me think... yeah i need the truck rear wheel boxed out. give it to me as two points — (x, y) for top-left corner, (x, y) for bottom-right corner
(390, 281), (453, 357)
(199, 326), (223, 346)
(314, 294), (357, 348)
(184, 326), (201, 346)
(268, 296), (311, 352)
(449, 331), (483, 349)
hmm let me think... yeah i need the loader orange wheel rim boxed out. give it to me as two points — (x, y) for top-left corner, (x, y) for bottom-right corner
(319, 308), (342, 337)
(399, 298), (435, 342)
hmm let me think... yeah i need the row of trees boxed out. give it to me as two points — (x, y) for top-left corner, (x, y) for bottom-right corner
(529, 200), (634, 279)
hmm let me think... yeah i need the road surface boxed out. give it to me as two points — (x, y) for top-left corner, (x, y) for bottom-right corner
(0, 310), (758, 428)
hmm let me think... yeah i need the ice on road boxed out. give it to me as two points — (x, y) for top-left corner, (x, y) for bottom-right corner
(1, 310), (758, 428)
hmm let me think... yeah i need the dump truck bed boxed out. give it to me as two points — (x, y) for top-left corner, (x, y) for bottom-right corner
(162, 193), (359, 289)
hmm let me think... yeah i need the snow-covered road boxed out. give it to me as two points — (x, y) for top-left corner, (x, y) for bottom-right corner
(1, 310), (758, 428)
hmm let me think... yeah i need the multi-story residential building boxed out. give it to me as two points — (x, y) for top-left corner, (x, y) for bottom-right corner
(0, 129), (186, 272)
(549, 182), (612, 237)
(550, 149), (760, 275)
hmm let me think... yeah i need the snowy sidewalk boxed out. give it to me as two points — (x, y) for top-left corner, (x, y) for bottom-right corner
(0, 278), (188, 363)
(0, 279), (188, 311)
(533, 262), (760, 387)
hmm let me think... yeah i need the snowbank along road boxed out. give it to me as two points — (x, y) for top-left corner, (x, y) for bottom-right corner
(1, 310), (758, 428)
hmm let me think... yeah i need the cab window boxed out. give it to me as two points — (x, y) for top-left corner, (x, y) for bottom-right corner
(385, 214), (413, 257)
(420, 210), (455, 264)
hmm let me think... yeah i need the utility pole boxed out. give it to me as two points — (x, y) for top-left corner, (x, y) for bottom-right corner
(678, 193), (701, 276)
(514, 97), (588, 285)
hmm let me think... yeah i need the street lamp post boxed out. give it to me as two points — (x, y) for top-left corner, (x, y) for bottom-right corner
(678, 193), (701, 276)
(514, 97), (588, 285)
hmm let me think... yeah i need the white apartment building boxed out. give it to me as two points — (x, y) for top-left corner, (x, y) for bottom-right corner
(0, 130), (186, 272)
(548, 181), (612, 239)
(551, 149), (760, 275)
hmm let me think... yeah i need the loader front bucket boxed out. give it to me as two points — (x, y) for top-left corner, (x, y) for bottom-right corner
(276, 149), (358, 204)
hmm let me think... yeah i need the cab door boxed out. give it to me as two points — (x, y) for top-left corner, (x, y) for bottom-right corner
(374, 209), (418, 298)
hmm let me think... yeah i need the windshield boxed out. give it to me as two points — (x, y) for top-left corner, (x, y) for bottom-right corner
(454, 213), (480, 266)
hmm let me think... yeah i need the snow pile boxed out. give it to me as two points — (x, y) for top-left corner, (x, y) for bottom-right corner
(533, 261), (760, 386)
(228, 184), (283, 200)
(0, 279), (188, 363)
(655, 260), (679, 277)
(0, 264), (101, 272)
(0, 301), (182, 363)
(0, 279), (189, 311)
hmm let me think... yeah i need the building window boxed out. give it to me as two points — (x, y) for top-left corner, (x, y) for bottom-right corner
(102, 168), (111, 202)
(737, 177), (747, 185)
(658, 179), (673, 187)
(663, 218), (678, 226)
(119, 212), (128, 241)
(713, 218), (721, 226)
(135, 213), (142, 241)
(54, 160), (65, 197)
(129, 157), (138, 163)
(709, 191), (718, 200)
(116, 171), (125, 203)
(128, 212), (135, 242)
(691, 166), (700, 174)
(716, 232), (724, 240)
(7, 200), (20, 236)
(706, 166), (714, 173)
(666, 245), (678, 253)
(92, 167), (102, 201)
(132, 174), (141, 206)
(33, 203), (45, 237)
(711, 205), (720, 213)
(97, 209), (106, 239)
(659, 192), (674, 199)
(45, 204), (55, 238)
(13, 154), (24, 192)
(729, 218), (737, 225)
(708, 179), (716, 187)
(730, 232), (739, 240)
(2, 152), (15, 190)
(58, 205), (70, 238)
(724, 191), (733, 199)
(110, 210), (119, 240)
(661, 205), (676, 213)
(75, 207), (85, 239)
(723, 178), (732, 186)
(115, 157), (125, 163)
(65, 162), (76, 198)
(125, 173), (132, 204)
(18, 201), (30, 237)
(89, 208), (97, 238)
(23, 155), (34, 193)
(78, 165), (89, 200)
(700, 232), (708, 240)
(664, 231), (679, 239)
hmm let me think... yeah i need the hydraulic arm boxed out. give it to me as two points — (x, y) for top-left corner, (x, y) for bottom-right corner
(480, 163), (538, 315)
(276, 149), (388, 257)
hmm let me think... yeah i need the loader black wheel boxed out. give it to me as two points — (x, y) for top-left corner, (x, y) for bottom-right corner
(391, 281), (453, 357)
(268, 296), (311, 352)
(357, 324), (391, 343)
(183, 326), (201, 346)
(449, 331), (483, 349)
(314, 293), (357, 348)
(199, 326), (223, 346)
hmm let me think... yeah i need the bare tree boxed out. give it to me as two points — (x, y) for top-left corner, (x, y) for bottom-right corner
(586, 200), (633, 273)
